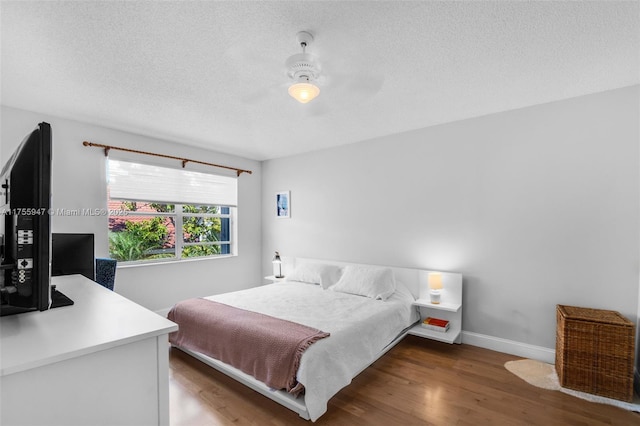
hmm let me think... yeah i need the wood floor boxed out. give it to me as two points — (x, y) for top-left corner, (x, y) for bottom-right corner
(169, 336), (639, 425)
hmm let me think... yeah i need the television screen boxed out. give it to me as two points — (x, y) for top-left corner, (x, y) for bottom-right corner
(51, 233), (95, 280)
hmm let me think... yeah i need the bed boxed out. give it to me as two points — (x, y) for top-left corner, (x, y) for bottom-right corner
(168, 259), (448, 421)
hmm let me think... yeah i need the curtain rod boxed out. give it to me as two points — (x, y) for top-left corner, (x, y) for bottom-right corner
(82, 141), (252, 176)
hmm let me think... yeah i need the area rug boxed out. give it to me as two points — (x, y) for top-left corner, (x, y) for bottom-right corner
(505, 359), (640, 412)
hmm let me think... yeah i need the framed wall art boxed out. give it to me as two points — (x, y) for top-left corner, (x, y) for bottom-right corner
(276, 191), (290, 218)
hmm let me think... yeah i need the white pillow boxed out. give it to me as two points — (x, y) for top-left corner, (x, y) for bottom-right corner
(391, 280), (416, 303)
(331, 265), (397, 300)
(287, 263), (342, 289)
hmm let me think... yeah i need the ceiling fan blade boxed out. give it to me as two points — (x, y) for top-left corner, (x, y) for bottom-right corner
(349, 73), (385, 95)
(320, 69), (385, 103)
(302, 98), (331, 117)
(240, 83), (283, 104)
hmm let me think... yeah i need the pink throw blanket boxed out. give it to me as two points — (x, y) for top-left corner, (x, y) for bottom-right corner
(167, 298), (329, 394)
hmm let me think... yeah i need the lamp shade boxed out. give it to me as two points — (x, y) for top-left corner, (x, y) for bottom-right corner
(288, 81), (320, 103)
(428, 273), (443, 290)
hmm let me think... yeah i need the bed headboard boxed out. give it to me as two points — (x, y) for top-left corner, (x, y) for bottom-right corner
(283, 257), (462, 300)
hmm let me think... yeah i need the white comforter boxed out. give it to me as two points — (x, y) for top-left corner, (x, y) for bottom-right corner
(206, 280), (418, 421)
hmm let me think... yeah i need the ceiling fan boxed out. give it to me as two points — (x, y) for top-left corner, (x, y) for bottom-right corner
(238, 30), (384, 113)
(285, 31), (321, 104)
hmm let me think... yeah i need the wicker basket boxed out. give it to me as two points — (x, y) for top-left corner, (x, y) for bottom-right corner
(555, 305), (635, 401)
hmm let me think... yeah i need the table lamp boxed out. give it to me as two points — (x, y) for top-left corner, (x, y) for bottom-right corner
(272, 251), (284, 278)
(429, 272), (443, 304)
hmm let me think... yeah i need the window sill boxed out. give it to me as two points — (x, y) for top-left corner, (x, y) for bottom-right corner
(116, 254), (236, 269)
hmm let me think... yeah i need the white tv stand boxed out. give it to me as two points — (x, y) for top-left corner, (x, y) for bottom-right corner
(0, 274), (178, 425)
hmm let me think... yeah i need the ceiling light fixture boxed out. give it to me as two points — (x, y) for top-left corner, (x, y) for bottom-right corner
(288, 76), (320, 104)
(286, 31), (321, 104)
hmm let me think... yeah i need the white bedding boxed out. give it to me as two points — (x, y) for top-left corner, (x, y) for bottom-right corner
(204, 280), (418, 421)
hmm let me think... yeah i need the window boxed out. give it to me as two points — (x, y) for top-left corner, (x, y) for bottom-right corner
(107, 159), (237, 263)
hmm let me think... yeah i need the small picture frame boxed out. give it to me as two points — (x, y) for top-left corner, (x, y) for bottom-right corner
(276, 191), (290, 218)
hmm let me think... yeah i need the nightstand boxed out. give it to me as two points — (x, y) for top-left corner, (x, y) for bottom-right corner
(264, 275), (286, 284)
(407, 271), (463, 344)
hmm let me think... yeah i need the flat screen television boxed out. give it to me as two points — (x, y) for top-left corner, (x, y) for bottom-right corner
(51, 233), (95, 280)
(0, 122), (70, 316)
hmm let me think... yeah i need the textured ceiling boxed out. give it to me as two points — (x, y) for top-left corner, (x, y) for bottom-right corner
(2, 1), (638, 161)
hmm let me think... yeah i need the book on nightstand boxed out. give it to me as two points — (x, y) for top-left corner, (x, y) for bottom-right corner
(421, 317), (450, 332)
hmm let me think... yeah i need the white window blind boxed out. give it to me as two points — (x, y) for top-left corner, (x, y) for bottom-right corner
(108, 159), (237, 206)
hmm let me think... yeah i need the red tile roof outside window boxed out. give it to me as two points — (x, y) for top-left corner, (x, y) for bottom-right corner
(108, 200), (176, 247)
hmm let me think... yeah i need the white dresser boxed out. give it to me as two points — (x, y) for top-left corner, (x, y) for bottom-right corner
(0, 274), (178, 425)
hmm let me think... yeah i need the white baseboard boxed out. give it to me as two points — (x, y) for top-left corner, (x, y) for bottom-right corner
(462, 331), (556, 364)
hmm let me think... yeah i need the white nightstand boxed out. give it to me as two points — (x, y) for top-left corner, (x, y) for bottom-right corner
(264, 275), (286, 284)
(407, 271), (463, 344)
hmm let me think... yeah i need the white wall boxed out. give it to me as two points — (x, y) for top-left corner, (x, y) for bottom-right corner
(262, 86), (639, 356)
(1, 106), (263, 312)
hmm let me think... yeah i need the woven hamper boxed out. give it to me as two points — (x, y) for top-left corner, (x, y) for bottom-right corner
(555, 305), (635, 401)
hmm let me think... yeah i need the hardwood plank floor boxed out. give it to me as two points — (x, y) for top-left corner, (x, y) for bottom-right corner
(169, 336), (640, 425)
